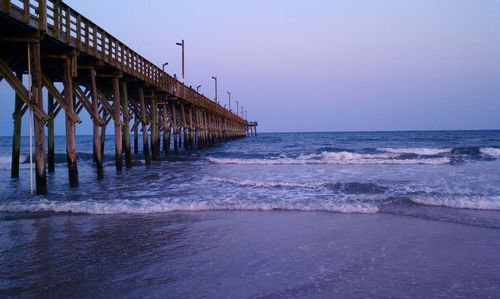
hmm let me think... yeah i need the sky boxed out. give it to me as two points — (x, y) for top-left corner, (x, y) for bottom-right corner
(0, 0), (498, 135)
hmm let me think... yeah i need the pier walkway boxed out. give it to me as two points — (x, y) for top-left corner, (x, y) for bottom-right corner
(0, 0), (256, 194)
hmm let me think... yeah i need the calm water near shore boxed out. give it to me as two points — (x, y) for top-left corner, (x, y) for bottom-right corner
(0, 130), (499, 297)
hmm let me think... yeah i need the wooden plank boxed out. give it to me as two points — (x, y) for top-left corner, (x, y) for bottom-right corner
(65, 6), (70, 43)
(38, 0), (47, 31)
(3, 0), (11, 14)
(22, 0), (29, 23)
(53, 0), (60, 37)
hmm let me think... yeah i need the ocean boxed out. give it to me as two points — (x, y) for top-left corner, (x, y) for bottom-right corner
(0, 130), (499, 297)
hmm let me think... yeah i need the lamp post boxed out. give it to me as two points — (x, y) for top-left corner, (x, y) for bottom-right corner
(211, 76), (218, 103)
(226, 91), (231, 111)
(245, 110), (247, 120)
(162, 62), (168, 72)
(236, 100), (239, 116)
(241, 106), (244, 118)
(197, 85), (201, 93)
(175, 40), (185, 82)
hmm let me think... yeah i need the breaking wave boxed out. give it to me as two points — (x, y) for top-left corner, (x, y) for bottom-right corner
(377, 147), (451, 155)
(211, 177), (327, 189)
(211, 178), (388, 194)
(208, 151), (451, 165)
(410, 195), (500, 211)
(208, 146), (500, 166)
(0, 199), (379, 214)
(480, 147), (500, 157)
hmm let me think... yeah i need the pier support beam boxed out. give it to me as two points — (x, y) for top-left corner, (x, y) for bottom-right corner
(30, 43), (47, 195)
(150, 97), (158, 160)
(112, 78), (122, 172)
(188, 107), (194, 149)
(100, 110), (107, 156)
(47, 93), (55, 173)
(138, 87), (150, 165)
(171, 102), (178, 152)
(90, 68), (103, 178)
(162, 104), (170, 154)
(11, 72), (23, 178)
(180, 103), (188, 150)
(133, 114), (139, 155)
(121, 82), (132, 168)
(63, 58), (78, 187)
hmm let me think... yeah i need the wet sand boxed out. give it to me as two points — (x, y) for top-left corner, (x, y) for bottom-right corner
(1, 211), (499, 298)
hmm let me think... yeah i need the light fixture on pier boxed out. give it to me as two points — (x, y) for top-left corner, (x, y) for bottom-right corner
(162, 62), (168, 72)
(176, 40), (185, 82)
(211, 76), (218, 103)
(197, 85), (201, 93)
(227, 91), (231, 112)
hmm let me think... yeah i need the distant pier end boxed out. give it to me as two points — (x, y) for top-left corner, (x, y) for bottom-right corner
(247, 121), (258, 136)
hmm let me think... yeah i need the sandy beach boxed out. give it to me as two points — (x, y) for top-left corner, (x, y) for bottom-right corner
(1, 211), (498, 298)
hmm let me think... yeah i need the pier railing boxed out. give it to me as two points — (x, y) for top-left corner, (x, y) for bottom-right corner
(1, 0), (245, 124)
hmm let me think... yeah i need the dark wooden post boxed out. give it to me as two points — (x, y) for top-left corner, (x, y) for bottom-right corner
(121, 82), (132, 168)
(180, 103), (188, 150)
(138, 87), (150, 165)
(162, 104), (169, 154)
(47, 92), (55, 173)
(171, 102), (178, 152)
(150, 97), (158, 160)
(133, 114), (139, 155)
(100, 109), (107, 155)
(90, 68), (103, 178)
(189, 107), (194, 148)
(30, 43), (47, 195)
(63, 58), (78, 187)
(11, 71), (23, 178)
(112, 77), (122, 172)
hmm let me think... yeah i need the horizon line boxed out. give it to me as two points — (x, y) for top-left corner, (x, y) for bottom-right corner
(2, 128), (499, 138)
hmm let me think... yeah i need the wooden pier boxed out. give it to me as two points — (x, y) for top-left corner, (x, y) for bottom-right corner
(0, 0), (256, 195)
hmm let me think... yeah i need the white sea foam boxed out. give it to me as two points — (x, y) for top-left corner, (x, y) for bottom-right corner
(480, 147), (500, 157)
(410, 195), (500, 211)
(211, 177), (327, 189)
(378, 147), (452, 155)
(208, 151), (450, 165)
(0, 199), (379, 214)
(0, 155), (28, 170)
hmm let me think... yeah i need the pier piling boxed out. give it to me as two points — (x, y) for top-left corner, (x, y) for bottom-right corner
(112, 78), (123, 172)
(30, 42), (48, 195)
(11, 72), (23, 179)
